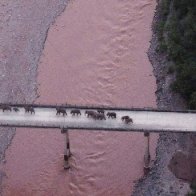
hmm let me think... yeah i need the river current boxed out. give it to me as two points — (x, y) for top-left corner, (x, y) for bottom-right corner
(2, 1), (157, 195)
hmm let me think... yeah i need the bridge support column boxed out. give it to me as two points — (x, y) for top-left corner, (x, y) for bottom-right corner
(61, 128), (71, 169)
(143, 132), (151, 175)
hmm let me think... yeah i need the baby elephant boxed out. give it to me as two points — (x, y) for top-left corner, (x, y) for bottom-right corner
(107, 112), (116, 119)
(121, 116), (133, 124)
(71, 109), (81, 116)
(13, 107), (19, 112)
(97, 109), (104, 114)
(93, 113), (106, 120)
(0, 105), (12, 112)
(125, 118), (133, 124)
(85, 110), (96, 118)
(25, 106), (35, 114)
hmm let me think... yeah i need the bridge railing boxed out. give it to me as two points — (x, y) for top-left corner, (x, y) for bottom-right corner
(1, 103), (196, 113)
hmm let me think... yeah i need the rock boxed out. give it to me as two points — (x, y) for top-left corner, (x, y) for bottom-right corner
(168, 150), (196, 182)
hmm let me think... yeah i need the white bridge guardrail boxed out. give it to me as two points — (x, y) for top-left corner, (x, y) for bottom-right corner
(0, 104), (196, 133)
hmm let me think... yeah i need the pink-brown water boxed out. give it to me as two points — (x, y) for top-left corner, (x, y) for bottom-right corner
(2, 0), (157, 195)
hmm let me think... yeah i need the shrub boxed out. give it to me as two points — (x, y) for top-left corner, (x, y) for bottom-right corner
(168, 65), (175, 74)
(157, 0), (196, 108)
(187, 181), (196, 196)
(158, 41), (168, 53)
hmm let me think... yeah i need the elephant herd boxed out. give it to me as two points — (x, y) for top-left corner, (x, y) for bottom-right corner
(0, 104), (133, 124)
(56, 107), (133, 124)
(0, 104), (34, 114)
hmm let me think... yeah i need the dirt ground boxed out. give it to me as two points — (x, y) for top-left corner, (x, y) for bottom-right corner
(0, 0), (68, 192)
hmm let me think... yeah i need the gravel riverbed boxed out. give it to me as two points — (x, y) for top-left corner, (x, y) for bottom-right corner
(0, 0), (68, 192)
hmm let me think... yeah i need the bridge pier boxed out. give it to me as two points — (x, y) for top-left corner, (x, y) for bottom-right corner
(143, 131), (151, 175)
(61, 128), (71, 169)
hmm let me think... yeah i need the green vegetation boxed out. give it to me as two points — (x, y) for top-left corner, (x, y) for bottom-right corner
(156, 0), (196, 108)
(187, 181), (196, 196)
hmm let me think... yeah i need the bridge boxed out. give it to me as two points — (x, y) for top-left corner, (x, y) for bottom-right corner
(0, 103), (195, 170)
(0, 103), (196, 132)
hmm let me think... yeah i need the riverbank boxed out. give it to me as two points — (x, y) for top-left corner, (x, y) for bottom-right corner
(0, 0), (68, 193)
(133, 1), (191, 195)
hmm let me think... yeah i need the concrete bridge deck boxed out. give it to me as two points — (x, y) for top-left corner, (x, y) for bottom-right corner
(0, 104), (195, 133)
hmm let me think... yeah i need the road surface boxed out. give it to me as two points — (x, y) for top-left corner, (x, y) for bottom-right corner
(0, 105), (195, 132)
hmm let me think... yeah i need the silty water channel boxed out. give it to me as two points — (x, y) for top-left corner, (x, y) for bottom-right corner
(2, 0), (157, 195)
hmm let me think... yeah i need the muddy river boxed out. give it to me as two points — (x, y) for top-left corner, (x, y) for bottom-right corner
(2, 0), (157, 195)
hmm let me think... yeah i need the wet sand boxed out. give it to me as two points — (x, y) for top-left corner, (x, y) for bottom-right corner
(2, 0), (157, 195)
